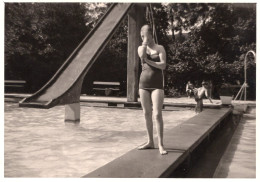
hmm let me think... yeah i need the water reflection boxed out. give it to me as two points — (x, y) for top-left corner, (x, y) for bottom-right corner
(64, 120), (80, 126)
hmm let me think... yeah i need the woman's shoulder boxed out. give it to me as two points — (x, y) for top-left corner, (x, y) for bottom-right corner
(155, 44), (164, 49)
(155, 44), (165, 52)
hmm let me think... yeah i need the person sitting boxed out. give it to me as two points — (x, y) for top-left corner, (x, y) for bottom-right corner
(193, 81), (213, 113)
(186, 81), (194, 98)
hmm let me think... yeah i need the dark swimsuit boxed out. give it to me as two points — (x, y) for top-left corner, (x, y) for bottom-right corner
(139, 54), (164, 90)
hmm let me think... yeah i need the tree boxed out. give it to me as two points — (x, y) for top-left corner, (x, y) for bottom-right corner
(165, 3), (256, 99)
(82, 17), (129, 95)
(5, 3), (256, 99)
(5, 3), (89, 91)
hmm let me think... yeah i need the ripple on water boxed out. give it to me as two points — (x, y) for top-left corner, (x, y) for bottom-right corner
(4, 102), (195, 177)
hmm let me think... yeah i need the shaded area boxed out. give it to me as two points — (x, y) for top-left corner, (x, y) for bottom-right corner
(213, 107), (256, 178)
(180, 111), (241, 177)
(171, 107), (256, 178)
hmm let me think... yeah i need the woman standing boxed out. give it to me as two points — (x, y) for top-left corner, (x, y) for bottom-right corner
(137, 25), (167, 155)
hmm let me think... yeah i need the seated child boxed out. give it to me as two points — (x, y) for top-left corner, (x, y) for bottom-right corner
(193, 81), (213, 113)
(186, 81), (194, 98)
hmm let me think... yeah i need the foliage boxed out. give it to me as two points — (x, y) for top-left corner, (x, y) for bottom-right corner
(166, 87), (181, 98)
(218, 83), (235, 96)
(5, 3), (90, 91)
(5, 3), (256, 99)
(165, 3), (256, 99)
(81, 3), (128, 94)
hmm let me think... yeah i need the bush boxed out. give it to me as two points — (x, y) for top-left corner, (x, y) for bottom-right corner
(166, 87), (181, 98)
(218, 83), (235, 96)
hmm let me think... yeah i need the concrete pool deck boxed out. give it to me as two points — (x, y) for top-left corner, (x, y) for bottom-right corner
(84, 107), (232, 178)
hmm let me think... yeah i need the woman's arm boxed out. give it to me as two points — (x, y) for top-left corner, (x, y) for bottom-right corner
(144, 45), (166, 70)
(137, 35), (148, 59)
(205, 89), (213, 103)
(138, 45), (147, 59)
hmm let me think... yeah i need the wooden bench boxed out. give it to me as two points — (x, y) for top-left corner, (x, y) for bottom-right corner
(93, 81), (120, 96)
(83, 108), (232, 178)
(5, 80), (26, 93)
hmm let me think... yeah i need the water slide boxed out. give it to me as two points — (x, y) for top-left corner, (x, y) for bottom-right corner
(19, 3), (133, 109)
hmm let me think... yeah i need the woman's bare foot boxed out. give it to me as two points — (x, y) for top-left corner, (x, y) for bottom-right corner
(138, 142), (154, 150)
(159, 146), (167, 155)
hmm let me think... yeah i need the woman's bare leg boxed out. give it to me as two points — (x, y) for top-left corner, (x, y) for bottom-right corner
(151, 89), (167, 155)
(138, 89), (154, 149)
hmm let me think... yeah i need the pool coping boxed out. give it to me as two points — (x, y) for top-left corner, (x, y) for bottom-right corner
(5, 93), (222, 109)
(83, 107), (232, 178)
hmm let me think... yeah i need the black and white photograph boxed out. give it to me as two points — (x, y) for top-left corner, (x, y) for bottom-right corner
(1, 0), (257, 180)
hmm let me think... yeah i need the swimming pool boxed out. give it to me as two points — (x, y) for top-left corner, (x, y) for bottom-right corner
(4, 102), (196, 177)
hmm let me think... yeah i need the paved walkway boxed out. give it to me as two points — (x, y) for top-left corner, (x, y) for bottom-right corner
(213, 107), (256, 178)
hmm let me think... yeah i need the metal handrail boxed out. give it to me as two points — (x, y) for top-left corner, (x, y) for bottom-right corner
(234, 50), (256, 101)
(244, 50), (256, 100)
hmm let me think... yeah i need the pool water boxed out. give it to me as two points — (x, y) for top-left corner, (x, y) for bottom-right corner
(4, 102), (195, 177)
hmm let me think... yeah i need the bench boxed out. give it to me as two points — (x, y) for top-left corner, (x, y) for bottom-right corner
(93, 81), (120, 96)
(83, 108), (232, 178)
(5, 80), (26, 93)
